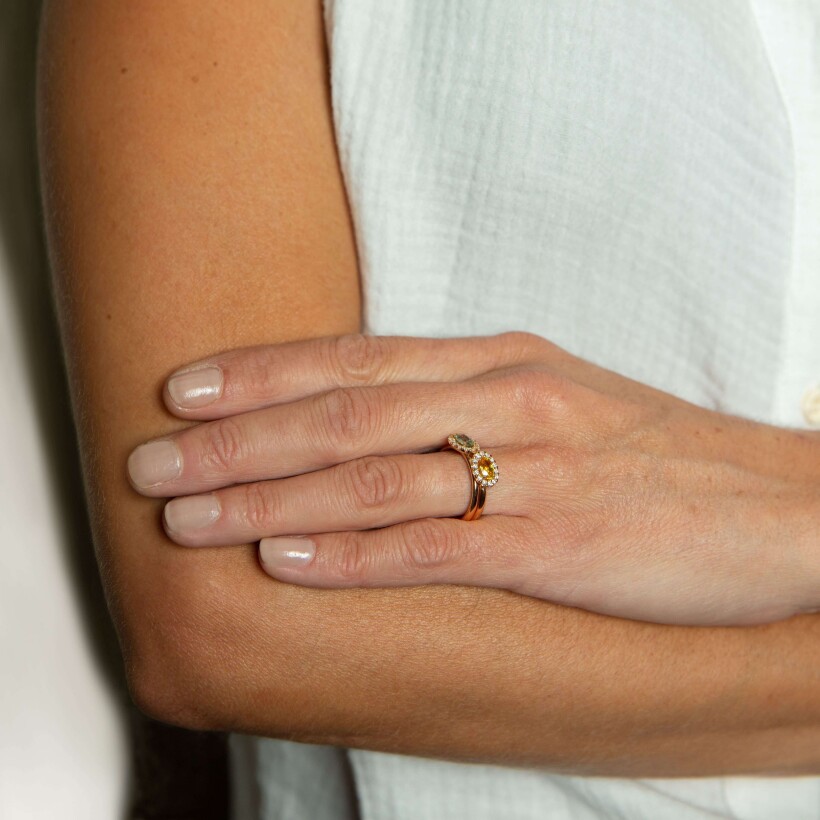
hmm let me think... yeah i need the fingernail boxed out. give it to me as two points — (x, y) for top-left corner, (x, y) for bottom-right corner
(259, 537), (315, 571)
(164, 494), (221, 533)
(127, 439), (182, 489)
(167, 366), (223, 409)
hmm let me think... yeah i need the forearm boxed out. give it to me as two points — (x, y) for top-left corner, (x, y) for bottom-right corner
(37, 0), (820, 778)
(170, 575), (820, 778)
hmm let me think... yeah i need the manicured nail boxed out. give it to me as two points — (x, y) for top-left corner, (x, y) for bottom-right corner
(167, 366), (223, 409)
(127, 439), (181, 489)
(259, 537), (315, 572)
(163, 494), (221, 533)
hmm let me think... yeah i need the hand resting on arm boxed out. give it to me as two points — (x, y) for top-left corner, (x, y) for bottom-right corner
(127, 331), (820, 626)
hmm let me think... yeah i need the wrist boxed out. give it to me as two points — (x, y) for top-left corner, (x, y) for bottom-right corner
(788, 432), (820, 615)
(736, 423), (820, 618)
(800, 484), (820, 615)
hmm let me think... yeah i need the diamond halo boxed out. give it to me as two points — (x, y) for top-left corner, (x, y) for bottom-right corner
(470, 450), (499, 487)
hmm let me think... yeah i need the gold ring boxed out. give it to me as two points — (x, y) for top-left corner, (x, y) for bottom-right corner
(440, 433), (499, 521)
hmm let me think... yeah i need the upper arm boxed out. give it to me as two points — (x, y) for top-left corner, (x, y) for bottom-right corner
(37, 0), (820, 776)
(37, 0), (362, 718)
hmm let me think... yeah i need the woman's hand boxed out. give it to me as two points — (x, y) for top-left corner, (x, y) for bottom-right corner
(126, 332), (820, 626)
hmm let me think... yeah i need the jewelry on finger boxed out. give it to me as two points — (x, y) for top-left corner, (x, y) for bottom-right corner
(441, 433), (499, 521)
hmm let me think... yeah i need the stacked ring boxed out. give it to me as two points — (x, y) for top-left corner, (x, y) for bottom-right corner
(440, 433), (500, 521)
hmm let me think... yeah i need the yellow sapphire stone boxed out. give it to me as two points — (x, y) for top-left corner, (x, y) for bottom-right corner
(476, 455), (496, 481)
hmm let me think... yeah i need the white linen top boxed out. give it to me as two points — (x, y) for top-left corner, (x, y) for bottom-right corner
(230, 1), (820, 818)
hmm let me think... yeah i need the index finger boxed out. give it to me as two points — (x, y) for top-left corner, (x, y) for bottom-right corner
(161, 331), (546, 419)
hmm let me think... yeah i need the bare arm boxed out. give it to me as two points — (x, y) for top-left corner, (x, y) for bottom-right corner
(37, 0), (820, 777)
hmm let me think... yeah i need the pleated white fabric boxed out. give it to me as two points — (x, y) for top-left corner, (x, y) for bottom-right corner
(231, 1), (820, 817)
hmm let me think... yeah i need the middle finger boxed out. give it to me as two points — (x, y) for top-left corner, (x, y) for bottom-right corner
(126, 377), (528, 497)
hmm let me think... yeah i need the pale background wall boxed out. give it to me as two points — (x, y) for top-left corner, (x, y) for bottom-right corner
(0, 3), (130, 818)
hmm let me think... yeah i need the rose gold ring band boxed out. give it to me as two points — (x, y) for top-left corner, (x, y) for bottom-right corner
(440, 433), (500, 522)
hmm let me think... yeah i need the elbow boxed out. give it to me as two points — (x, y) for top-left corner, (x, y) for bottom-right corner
(117, 565), (250, 733)
(122, 594), (219, 732)
(126, 649), (215, 733)
(118, 552), (305, 738)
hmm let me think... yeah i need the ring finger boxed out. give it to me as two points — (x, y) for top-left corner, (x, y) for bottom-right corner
(161, 446), (526, 548)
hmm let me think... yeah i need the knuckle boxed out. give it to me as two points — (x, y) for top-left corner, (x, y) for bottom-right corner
(500, 330), (568, 360)
(399, 520), (455, 571)
(240, 347), (279, 396)
(335, 533), (369, 582)
(496, 330), (546, 355)
(346, 456), (404, 511)
(317, 386), (378, 456)
(509, 367), (573, 421)
(532, 443), (582, 485)
(241, 482), (281, 532)
(201, 417), (248, 472)
(328, 333), (390, 383)
(495, 331), (564, 367)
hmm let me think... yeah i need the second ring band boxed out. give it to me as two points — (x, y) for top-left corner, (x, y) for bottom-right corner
(441, 433), (499, 521)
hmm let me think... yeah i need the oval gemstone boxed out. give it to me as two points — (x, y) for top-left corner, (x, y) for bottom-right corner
(475, 455), (496, 481)
(452, 434), (476, 450)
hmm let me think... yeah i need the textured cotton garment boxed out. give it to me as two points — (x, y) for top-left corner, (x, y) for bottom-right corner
(231, 1), (820, 818)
